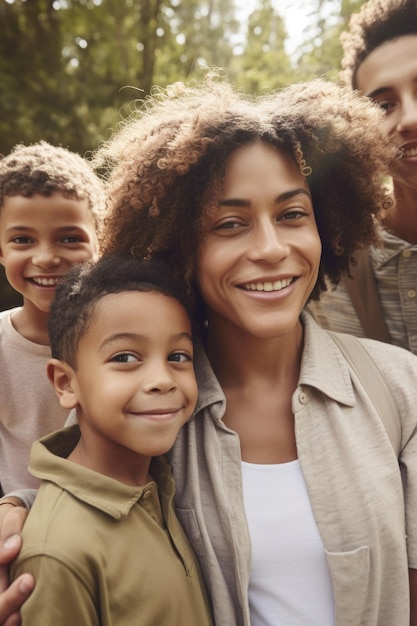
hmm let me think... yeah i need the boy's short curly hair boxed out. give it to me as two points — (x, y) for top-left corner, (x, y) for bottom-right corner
(0, 140), (106, 234)
(340, 0), (417, 89)
(48, 254), (191, 367)
(93, 76), (396, 311)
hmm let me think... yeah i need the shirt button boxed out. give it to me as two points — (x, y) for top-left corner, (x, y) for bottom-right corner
(299, 392), (308, 404)
(408, 289), (416, 299)
(402, 249), (412, 258)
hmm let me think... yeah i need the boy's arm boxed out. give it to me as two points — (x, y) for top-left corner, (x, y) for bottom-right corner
(0, 505), (33, 626)
(12, 556), (98, 626)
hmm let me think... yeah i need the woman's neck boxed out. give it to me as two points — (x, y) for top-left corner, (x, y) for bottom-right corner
(205, 319), (303, 464)
(205, 319), (304, 389)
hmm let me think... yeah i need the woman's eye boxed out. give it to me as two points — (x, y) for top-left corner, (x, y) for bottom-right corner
(280, 209), (307, 221)
(214, 220), (242, 231)
(168, 352), (192, 363)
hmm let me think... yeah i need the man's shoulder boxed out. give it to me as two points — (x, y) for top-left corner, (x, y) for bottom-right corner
(306, 283), (365, 337)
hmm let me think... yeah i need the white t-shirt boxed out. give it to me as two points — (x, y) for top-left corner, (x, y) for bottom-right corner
(242, 459), (336, 626)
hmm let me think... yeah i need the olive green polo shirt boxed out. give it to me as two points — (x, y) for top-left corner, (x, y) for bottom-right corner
(11, 425), (213, 626)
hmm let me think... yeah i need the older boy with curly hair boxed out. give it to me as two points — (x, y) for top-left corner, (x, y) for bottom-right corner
(309, 0), (417, 354)
(0, 141), (105, 494)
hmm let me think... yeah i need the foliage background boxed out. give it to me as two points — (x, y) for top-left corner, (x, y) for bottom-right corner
(0, 0), (366, 309)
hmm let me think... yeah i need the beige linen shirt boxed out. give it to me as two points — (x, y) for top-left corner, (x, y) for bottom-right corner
(169, 312), (417, 626)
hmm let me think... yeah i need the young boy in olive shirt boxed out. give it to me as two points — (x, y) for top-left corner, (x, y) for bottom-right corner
(11, 255), (213, 626)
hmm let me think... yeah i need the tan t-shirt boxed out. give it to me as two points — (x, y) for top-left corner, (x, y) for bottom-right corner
(0, 308), (69, 493)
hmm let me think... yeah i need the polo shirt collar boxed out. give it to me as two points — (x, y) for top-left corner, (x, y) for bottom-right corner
(30, 425), (173, 520)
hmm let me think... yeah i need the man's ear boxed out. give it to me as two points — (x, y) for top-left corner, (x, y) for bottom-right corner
(47, 358), (78, 410)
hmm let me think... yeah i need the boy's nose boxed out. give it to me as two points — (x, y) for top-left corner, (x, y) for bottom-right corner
(32, 245), (60, 267)
(143, 362), (177, 394)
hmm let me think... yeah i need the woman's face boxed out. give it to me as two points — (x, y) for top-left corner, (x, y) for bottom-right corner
(195, 141), (322, 341)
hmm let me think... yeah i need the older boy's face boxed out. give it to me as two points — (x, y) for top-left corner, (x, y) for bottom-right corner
(55, 291), (197, 485)
(356, 35), (417, 192)
(0, 192), (98, 314)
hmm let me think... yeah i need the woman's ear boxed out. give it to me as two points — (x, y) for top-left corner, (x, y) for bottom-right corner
(47, 358), (78, 410)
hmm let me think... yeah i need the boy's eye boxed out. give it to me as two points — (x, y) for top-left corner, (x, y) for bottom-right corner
(111, 353), (138, 363)
(168, 352), (192, 363)
(62, 235), (82, 244)
(11, 236), (32, 244)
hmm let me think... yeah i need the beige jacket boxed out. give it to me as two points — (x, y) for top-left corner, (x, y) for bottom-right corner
(169, 312), (417, 626)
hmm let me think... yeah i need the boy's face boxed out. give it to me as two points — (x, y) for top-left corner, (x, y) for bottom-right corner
(49, 291), (197, 482)
(356, 35), (417, 192)
(0, 192), (98, 314)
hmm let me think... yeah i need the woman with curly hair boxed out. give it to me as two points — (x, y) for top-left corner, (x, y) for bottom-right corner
(1, 77), (417, 625)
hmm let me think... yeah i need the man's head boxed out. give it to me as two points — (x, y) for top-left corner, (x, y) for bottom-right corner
(341, 0), (417, 90)
(341, 0), (417, 200)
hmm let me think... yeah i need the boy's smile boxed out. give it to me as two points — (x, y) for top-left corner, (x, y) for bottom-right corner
(49, 290), (197, 486)
(0, 192), (98, 341)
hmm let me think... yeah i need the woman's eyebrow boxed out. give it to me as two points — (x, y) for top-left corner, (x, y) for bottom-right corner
(219, 188), (311, 208)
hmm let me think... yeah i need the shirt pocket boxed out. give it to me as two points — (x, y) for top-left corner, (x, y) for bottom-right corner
(325, 545), (370, 626)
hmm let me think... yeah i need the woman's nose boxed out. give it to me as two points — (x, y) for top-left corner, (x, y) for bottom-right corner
(248, 220), (290, 262)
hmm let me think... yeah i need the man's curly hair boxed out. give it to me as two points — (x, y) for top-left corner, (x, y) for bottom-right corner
(93, 76), (397, 312)
(341, 0), (417, 89)
(0, 140), (106, 235)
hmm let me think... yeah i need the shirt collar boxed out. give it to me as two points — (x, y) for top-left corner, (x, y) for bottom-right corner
(30, 425), (174, 519)
(299, 311), (356, 406)
(192, 312), (356, 418)
(371, 226), (415, 267)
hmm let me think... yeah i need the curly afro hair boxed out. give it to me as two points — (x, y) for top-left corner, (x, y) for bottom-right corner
(93, 76), (397, 315)
(340, 0), (417, 89)
(0, 140), (106, 235)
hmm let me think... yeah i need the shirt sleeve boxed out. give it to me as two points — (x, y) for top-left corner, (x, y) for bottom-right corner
(12, 555), (99, 626)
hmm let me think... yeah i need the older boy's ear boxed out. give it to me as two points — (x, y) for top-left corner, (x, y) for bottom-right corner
(47, 358), (78, 410)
